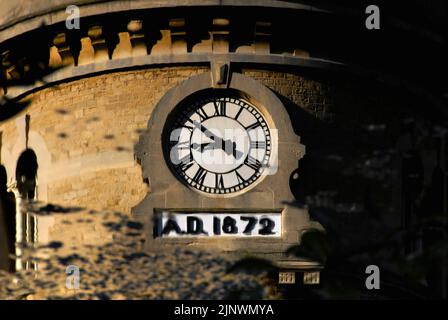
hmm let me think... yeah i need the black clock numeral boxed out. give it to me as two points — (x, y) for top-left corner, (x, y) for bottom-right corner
(215, 173), (225, 189)
(245, 122), (261, 131)
(245, 156), (262, 171)
(195, 107), (209, 121)
(234, 106), (243, 120)
(181, 124), (194, 132)
(213, 100), (226, 116)
(235, 170), (245, 184)
(250, 141), (266, 149)
(192, 167), (207, 185)
(176, 154), (194, 171)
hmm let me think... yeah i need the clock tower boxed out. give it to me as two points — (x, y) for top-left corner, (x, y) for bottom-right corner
(133, 69), (321, 271)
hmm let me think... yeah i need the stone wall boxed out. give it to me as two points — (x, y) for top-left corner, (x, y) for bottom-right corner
(1, 66), (338, 215)
(1, 66), (208, 246)
(241, 69), (335, 121)
(1, 64), (419, 253)
(2, 67), (207, 210)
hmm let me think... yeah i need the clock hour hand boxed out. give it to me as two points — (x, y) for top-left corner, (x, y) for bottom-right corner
(193, 120), (217, 141)
(193, 121), (244, 159)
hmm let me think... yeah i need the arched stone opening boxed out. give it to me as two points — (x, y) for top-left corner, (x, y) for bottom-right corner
(15, 148), (38, 270)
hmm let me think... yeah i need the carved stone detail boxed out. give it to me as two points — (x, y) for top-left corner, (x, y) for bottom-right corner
(53, 33), (74, 66)
(169, 19), (187, 54)
(88, 26), (109, 62)
(212, 18), (229, 53)
(127, 20), (147, 57)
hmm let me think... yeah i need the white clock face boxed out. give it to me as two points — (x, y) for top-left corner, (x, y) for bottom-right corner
(166, 95), (272, 195)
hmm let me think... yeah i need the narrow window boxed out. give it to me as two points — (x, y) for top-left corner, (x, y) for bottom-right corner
(15, 149), (38, 270)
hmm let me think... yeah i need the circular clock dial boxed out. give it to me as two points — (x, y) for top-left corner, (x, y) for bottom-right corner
(166, 95), (272, 195)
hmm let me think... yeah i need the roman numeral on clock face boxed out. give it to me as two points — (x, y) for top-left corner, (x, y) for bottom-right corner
(234, 106), (243, 120)
(192, 167), (207, 185)
(195, 106), (209, 121)
(181, 124), (193, 132)
(235, 171), (244, 185)
(245, 122), (261, 131)
(250, 141), (266, 149)
(213, 100), (226, 116)
(176, 154), (194, 171)
(245, 155), (262, 171)
(215, 173), (225, 189)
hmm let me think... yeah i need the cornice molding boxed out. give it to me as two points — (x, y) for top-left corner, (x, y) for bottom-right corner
(4, 53), (345, 99)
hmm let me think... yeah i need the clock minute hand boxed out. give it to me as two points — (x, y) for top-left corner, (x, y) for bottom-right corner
(193, 120), (218, 141)
(195, 140), (243, 160)
(222, 139), (244, 159)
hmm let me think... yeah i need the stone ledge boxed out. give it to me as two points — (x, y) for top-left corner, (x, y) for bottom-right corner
(5, 53), (345, 100)
(275, 259), (324, 270)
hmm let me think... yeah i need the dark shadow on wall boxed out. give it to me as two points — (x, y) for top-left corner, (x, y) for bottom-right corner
(16, 149), (38, 200)
(0, 165), (16, 273)
(271, 79), (448, 298)
(15, 149), (39, 271)
(0, 97), (31, 123)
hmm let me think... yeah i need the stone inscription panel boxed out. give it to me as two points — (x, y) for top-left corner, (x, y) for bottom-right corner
(153, 209), (282, 238)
